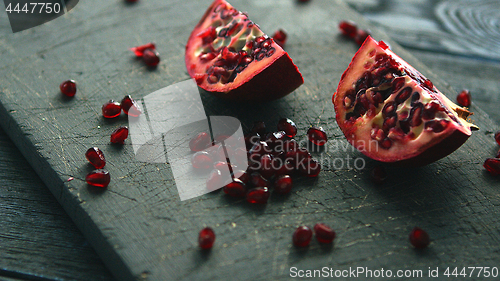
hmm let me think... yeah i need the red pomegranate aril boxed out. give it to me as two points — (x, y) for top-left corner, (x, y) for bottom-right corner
(277, 118), (297, 138)
(121, 95), (142, 117)
(456, 89), (471, 107)
(246, 187), (270, 204)
(191, 151), (213, 169)
(339, 21), (357, 38)
(190, 132), (211, 152)
(102, 100), (122, 118)
(274, 158), (294, 176)
(206, 169), (226, 191)
(370, 165), (387, 184)
(354, 29), (370, 45)
(60, 80), (77, 97)
(495, 131), (500, 146)
(143, 48), (160, 67)
(223, 179), (246, 197)
(85, 147), (106, 169)
(293, 226), (313, 247)
(272, 29), (287, 48)
(245, 133), (261, 149)
(130, 42), (155, 57)
(409, 227), (430, 249)
(274, 175), (292, 194)
(259, 154), (274, 179)
(110, 126), (129, 144)
(86, 169), (111, 188)
(314, 223), (336, 244)
(251, 121), (266, 136)
(250, 172), (270, 188)
(233, 169), (250, 184)
(483, 158), (500, 175)
(299, 158), (321, 177)
(199, 227), (216, 250)
(307, 127), (328, 146)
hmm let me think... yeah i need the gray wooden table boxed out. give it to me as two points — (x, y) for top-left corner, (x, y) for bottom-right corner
(1, 0), (499, 280)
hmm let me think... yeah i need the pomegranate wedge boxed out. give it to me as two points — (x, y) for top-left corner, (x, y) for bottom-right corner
(333, 36), (478, 167)
(185, 0), (303, 102)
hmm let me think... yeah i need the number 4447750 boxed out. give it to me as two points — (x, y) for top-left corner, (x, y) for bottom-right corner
(5, 2), (62, 14)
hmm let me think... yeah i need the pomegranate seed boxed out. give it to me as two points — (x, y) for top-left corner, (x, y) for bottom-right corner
(223, 179), (247, 197)
(277, 118), (297, 138)
(456, 89), (471, 107)
(307, 127), (328, 146)
(409, 227), (430, 249)
(272, 29), (287, 48)
(86, 169), (111, 188)
(314, 223), (336, 244)
(121, 95), (142, 117)
(292, 226), (313, 247)
(110, 126), (129, 144)
(206, 169), (226, 192)
(274, 175), (292, 194)
(129, 42), (155, 57)
(191, 151), (213, 169)
(251, 121), (266, 136)
(298, 158), (321, 177)
(354, 29), (370, 45)
(189, 132), (211, 152)
(198, 227), (215, 250)
(143, 48), (160, 67)
(259, 154), (274, 179)
(483, 158), (500, 175)
(85, 147), (106, 169)
(246, 187), (270, 204)
(379, 40), (390, 50)
(370, 165), (387, 184)
(339, 21), (357, 38)
(60, 80), (77, 97)
(495, 131), (500, 146)
(250, 172), (270, 188)
(102, 100), (122, 118)
(233, 170), (250, 184)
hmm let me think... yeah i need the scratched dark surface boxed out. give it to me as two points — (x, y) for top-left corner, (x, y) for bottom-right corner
(0, 0), (500, 280)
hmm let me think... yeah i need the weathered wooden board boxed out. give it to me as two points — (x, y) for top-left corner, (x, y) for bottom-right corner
(0, 0), (499, 280)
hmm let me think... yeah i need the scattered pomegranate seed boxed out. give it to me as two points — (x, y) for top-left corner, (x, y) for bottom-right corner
(483, 158), (500, 175)
(102, 100), (122, 118)
(409, 227), (430, 249)
(130, 43), (155, 57)
(86, 169), (111, 188)
(314, 223), (336, 244)
(198, 227), (215, 250)
(354, 29), (370, 45)
(110, 126), (129, 144)
(85, 147), (106, 169)
(370, 165), (387, 184)
(60, 80), (77, 97)
(456, 89), (471, 107)
(272, 29), (287, 48)
(293, 226), (313, 247)
(339, 20), (357, 38)
(189, 132), (211, 152)
(143, 48), (160, 67)
(495, 131), (500, 146)
(307, 127), (328, 146)
(191, 151), (213, 169)
(121, 95), (142, 117)
(223, 179), (247, 197)
(277, 118), (297, 138)
(246, 187), (270, 204)
(251, 121), (266, 136)
(274, 175), (292, 194)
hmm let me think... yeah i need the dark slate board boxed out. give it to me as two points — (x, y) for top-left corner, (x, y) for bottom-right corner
(0, 0), (499, 280)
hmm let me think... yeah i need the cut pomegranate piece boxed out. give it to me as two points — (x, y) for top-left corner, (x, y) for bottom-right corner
(274, 174), (292, 194)
(121, 95), (142, 117)
(292, 226), (313, 247)
(333, 36), (478, 166)
(483, 158), (500, 175)
(199, 227), (216, 249)
(85, 147), (106, 169)
(313, 223), (336, 244)
(185, 0), (303, 102)
(246, 187), (270, 204)
(272, 29), (287, 48)
(223, 179), (246, 197)
(129, 43), (155, 57)
(190, 132), (211, 152)
(409, 227), (430, 249)
(60, 80), (77, 97)
(86, 169), (111, 188)
(277, 118), (297, 138)
(102, 100), (122, 118)
(307, 127), (327, 146)
(456, 89), (471, 107)
(110, 126), (129, 144)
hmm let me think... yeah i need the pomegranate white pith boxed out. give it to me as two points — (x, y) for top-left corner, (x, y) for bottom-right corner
(333, 36), (477, 166)
(185, 0), (303, 102)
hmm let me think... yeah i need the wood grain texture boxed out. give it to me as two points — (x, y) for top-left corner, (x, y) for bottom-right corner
(0, 0), (499, 280)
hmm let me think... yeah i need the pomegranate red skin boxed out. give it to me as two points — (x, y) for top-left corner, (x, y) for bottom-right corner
(185, 0), (303, 102)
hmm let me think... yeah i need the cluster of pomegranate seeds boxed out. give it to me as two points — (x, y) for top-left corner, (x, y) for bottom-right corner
(409, 227), (430, 249)
(456, 89), (471, 107)
(60, 80), (77, 97)
(370, 165), (387, 184)
(85, 169), (111, 188)
(272, 29), (287, 48)
(307, 127), (328, 146)
(314, 223), (336, 244)
(198, 227), (216, 250)
(102, 100), (122, 118)
(102, 95), (142, 119)
(85, 147), (106, 169)
(110, 126), (129, 144)
(293, 226), (313, 247)
(130, 43), (160, 67)
(338, 20), (370, 45)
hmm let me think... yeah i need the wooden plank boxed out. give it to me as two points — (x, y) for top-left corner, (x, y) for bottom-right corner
(0, 0), (499, 280)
